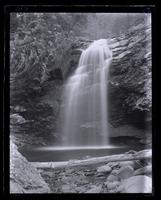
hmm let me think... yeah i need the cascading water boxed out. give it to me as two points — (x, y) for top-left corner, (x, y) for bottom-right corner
(58, 39), (112, 147)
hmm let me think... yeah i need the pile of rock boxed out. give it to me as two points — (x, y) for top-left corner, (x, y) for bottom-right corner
(87, 159), (152, 193)
(40, 150), (152, 194)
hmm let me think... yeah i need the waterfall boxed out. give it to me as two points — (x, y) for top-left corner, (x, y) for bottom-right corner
(58, 39), (112, 147)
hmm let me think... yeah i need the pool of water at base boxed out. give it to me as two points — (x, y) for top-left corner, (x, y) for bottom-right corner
(19, 137), (148, 162)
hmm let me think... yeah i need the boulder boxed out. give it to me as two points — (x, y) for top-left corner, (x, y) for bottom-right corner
(119, 161), (134, 168)
(121, 175), (152, 193)
(116, 185), (124, 193)
(85, 171), (95, 176)
(107, 162), (120, 169)
(10, 140), (50, 193)
(111, 169), (120, 175)
(134, 165), (152, 176)
(104, 181), (120, 190)
(97, 165), (112, 174)
(117, 165), (134, 180)
(96, 172), (105, 177)
(106, 174), (119, 182)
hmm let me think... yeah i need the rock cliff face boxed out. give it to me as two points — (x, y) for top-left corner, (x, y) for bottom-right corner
(10, 20), (151, 146)
(108, 21), (151, 129)
(60, 20), (152, 140)
(10, 140), (50, 193)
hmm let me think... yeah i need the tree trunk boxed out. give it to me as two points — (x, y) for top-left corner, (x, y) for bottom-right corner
(31, 149), (151, 169)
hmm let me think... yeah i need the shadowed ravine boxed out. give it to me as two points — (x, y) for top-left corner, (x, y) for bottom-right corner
(57, 39), (113, 146)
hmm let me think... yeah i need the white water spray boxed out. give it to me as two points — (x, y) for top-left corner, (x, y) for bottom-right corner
(58, 39), (112, 146)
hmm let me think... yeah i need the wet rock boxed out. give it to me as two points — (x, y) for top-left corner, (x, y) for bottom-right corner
(97, 165), (112, 174)
(65, 168), (75, 173)
(121, 175), (152, 193)
(119, 161), (134, 168)
(75, 186), (89, 193)
(107, 162), (120, 169)
(111, 169), (120, 175)
(95, 176), (106, 180)
(85, 185), (102, 193)
(134, 165), (152, 176)
(96, 172), (105, 177)
(77, 179), (89, 185)
(117, 165), (134, 180)
(106, 174), (119, 182)
(10, 141), (50, 193)
(83, 169), (91, 172)
(116, 185), (124, 193)
(104, 181), (120, 190)
(85, 171), (95, 176)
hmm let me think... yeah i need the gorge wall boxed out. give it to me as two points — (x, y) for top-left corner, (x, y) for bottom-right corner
(10, 19), (151, 147)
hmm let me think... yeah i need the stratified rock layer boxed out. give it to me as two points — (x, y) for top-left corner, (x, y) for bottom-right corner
(108, 20), (151, 128)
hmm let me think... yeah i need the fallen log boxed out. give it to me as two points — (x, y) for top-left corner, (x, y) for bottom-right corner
(30, 149), (152, 169)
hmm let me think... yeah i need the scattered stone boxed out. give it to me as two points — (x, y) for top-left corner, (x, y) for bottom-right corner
(104, 181), (120, 190)
(134, 165), (152, 176)
(116, 185), (124, 193)
(96, 172), (105, 177)
(119, 161), (134, 168)
(83, 169), (91, 172)
(95, 176), (106, 180)
(65, 168), (75, 174)
(117, 165), (134, 180)
(97, 165), (112, 174)
(106, 174), (119, 182)
(61, 175), (70, 183)
(77, 179), (89, 185)
(111, 169), (119, 175)
(121, 175), (152, 193)
(108, 189), (118, 193)
(85, 171), (95, 176)
(107, 162), (120, 169)
(85, 185), (102, 193)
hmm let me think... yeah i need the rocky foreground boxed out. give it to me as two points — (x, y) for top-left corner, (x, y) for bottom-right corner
(10, 141), (50, 193)
(10, 140), (152, 193)
(38, 150), (152, 193)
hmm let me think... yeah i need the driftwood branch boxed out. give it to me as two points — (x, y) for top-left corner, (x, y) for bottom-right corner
(30, 149), (152, 169)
